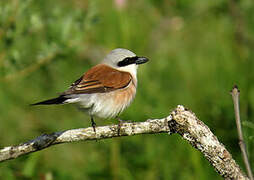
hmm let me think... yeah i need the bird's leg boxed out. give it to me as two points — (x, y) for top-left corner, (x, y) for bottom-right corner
(90, 116), (96, 134)
(116, 117), (132, 136)
(117, 117), (122, 136)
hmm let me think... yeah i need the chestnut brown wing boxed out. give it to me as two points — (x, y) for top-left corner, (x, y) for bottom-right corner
(62, 64), (132, 95)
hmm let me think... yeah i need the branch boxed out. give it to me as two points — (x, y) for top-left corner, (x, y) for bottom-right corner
(0, 105), (248, 179)
(0, 51), (57, 82)
(231, 85), (253, 180)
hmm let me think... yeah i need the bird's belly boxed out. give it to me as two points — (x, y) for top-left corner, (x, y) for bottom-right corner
(77, 84), (136, 118)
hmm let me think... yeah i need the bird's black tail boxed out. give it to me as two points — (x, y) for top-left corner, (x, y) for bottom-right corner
(31, 95), (68, 106)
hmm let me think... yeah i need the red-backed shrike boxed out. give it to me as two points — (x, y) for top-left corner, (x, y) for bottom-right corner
(32, 48), (149, 132)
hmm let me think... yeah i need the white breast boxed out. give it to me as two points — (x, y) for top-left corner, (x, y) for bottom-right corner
(72, 81), (137, 118)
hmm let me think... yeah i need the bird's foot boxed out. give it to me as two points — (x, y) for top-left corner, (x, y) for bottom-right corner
(90, 116), (96, 134)
(117, 118), (132, 136)
(92, 121), (96, 134)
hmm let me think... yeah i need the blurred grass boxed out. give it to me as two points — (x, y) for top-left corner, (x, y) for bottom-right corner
(0, 0), (254, 179)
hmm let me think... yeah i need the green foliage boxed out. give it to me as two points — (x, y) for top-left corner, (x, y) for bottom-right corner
(0, 0), (254, 179)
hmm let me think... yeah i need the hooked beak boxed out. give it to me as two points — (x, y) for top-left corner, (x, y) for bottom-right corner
(135, 57), (149, 65)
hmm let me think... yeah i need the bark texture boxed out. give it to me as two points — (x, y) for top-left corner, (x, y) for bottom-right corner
(0, 105), (248, 179)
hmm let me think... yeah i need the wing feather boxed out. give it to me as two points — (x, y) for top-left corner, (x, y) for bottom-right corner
(62, 64), (132, 95)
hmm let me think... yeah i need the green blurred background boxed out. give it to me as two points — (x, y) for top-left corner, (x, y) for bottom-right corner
(0, 0), (254, 179)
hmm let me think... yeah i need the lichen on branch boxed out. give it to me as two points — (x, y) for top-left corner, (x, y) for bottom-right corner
(0, 105), (248, 179)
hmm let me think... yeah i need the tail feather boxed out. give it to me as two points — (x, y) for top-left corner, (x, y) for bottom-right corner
(31, 95), (68, 106)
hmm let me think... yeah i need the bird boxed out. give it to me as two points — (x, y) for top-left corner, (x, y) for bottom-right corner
(31, 48), (149, 134)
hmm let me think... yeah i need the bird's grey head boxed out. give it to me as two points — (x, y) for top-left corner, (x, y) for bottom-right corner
(103, 48), (149, 74)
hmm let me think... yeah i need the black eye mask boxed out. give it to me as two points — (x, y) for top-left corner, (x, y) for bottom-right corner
(117, 56), (148, 67)
(117, 56), (138, 67)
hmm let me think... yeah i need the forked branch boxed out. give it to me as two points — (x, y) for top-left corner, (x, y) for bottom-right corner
(0, 105), (248, 179)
